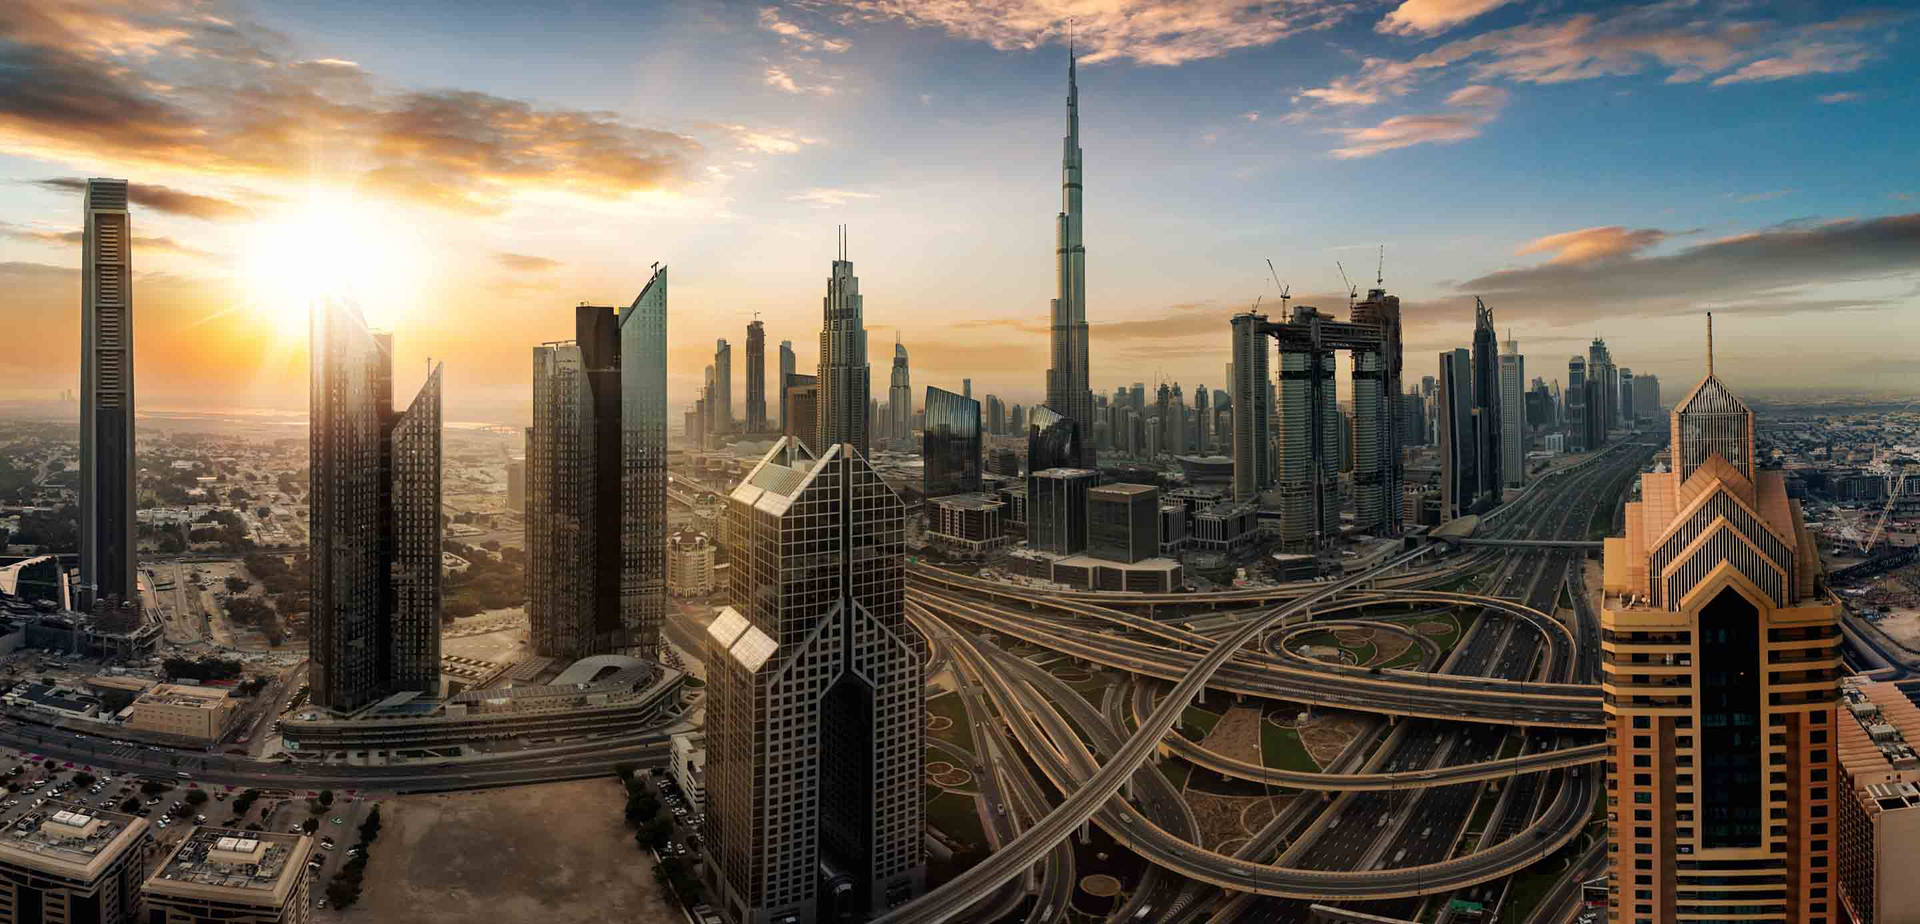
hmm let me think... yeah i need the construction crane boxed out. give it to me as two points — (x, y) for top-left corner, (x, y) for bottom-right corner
(1857, 464), (1915, 554)
(1336, 261), (1358, 308)
(1265, 259), (1291, 312)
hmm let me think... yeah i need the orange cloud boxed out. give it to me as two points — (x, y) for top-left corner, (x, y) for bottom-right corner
(1516, 226), (1667, 265)
(1377, 0), (1515, 36)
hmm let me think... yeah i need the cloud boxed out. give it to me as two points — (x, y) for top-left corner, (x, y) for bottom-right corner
(764, 66), (835, 95)
(1515, 226), (1667, 265)
(31, 177), (253, 221)
(788, 187), (876, 206)
(1241, 111), (1261, 122)
(0, 261), (74, 281)
(721, 125), (820, 155)
(817, 0), (1354, 67)
(0, 221), (214, 257)
(494, 252), (561, 272)
(0, 0), (706, 214)
(1296, 5), (1895, 109)
(1329, 84), (1506, 158)
(1733, 188), (1793, 204)
(1377, 0), (1515, 36)
(1462, 213), (1920, 322)
(759, 7), (850, 53)
(1818, 91), (1861, 104)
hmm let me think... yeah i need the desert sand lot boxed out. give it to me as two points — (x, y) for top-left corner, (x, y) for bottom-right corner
(324, 779), (674, 923)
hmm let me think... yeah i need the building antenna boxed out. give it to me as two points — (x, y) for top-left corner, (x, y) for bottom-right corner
(1705, 311), (1714, 376)
(1376, 245), (1385, 288)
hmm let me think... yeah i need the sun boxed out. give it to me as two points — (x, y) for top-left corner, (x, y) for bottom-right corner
(238, 188), (428, 336)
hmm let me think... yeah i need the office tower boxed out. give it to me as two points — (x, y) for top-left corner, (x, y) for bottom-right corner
(817, 228), (870, 457)
(1129, 383), (1146, 414)
(1499, 332), (1525, 489)
(1167, 383), (1187, 453)
(922, 386), (981, 499)
(1567, 356), (1589, 453)
(621, 266), (669, 656)
(1526, 378), (1554, 430)
(1027, 405), (1082, 477)
(1600, 317), (1839, 924)
(309, 300), (441, 713)
(1835, 677), (1920, 924)
(1143, 417), (1162, 460)
(1588, 337), (1617, 438)
(745, 320), (767, 433)
(962, 378), (971, 400)
(1618, 366), (1635, 425)
(0, 801), (152, 924)
(1030, 468), (1098, 556)
(1437, 348), (1474, 520)
(888, 334), (912, 448)
(1045, 48), (1096, 469)
(1635, 374), (1661, 423)
(704, 440), (923, 923)
(1470, 297), (1502, 501)
(713, 339), (733, 435)
(783, 375), (819, 449)
(1088, 483), (1158, 564)
(1230, 311), (1271, 501)
(778, 340), (796, 434)
(530, 305), (626, 659)
(1194, 385), (1210, 453)
(142, 827), (312, 924)
(506, 456), (525, 512)
(1351, 283), (1404, 534)
(1154, 382), (1171, 448)
(1273, 309), (1340, 548)
(1009, 404), (1025, 436)
(984, 395), (1006, 436)
(79, 178), (137, 610)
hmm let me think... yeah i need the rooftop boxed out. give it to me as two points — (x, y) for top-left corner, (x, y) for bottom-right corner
(1089, 482), (1158, 498)
(0, 800), (147, 880)
(930, 492), (1005, 512)
(144, 826), (310, 905)
(138, 684), (233, 709)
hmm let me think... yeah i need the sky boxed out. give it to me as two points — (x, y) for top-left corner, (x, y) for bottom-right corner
(1, 0), (1916, 425)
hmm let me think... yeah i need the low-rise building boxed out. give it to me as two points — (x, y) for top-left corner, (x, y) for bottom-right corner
(127, 684), (239, 742)
(670, 731), (707, 813)
(0, 802), (152, 924)
(667, 532), (717, 598)
(1087, 483), (1158, 564)
(1836, 678), (1920, 924)
(1190, 502), (1259, 553)
(142, 828), (312, 924)
(1158, 503), (1187, 557)
(927, 494), (1007, 556)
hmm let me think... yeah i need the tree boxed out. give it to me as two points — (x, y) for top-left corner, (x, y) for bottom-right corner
(301, 817), (318, 834)
(325, 877), (360, 909)
(644, 816), (674, 849)
(186, 790), (208, 806)
(72, 772), (94, 787)
(224, 575), (251, 593)
(120, 798), (139, 813)
(359, 806), (382, 843)
(318, 789), (334, 807)
(141, 780), (171, 796)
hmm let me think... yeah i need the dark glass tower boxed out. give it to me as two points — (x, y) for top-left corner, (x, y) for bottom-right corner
(745, 320), (767, 433)
(79, 178), (137, 609)
(309, 300), (442, 712)
(1470, 297), (1502, 505)
(620, 266), (669, 657)
(817, 228), (870, 457)
(921, 386), (980, 499)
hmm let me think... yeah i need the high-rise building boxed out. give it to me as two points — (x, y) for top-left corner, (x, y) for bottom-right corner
(1437, 347), (1475, 520)
(620, 266), (669, 656)
(1470, 298), (1503, 501)
(888, 334), (912, 448)
(1045, 48), (1095, 469)
(1351, 284), (1404, 534)
(1600, 318), (1840, 924)
(703, 440), (923, 923)
(1087, 483), (1158, 564)
(1618, 366), (1635, 426)
(1499, 332), (1525, 489)
(506, 456), (526, 513)
(0, 800), (152, 924)
(784, 375), (819, 449)
(984, 394), (1006, 436)
(817, 228), (870, 457)
(667, 532), (717, 599)
(745, 320), (767, 433)
(961, 378), (971, 400)
(778, 340), (796, 434)
(1273, 309), (1339, 548)
(1230, 312), (1271, 502)
(1634, 373), (1661, 424)
(529, 306), (625, 659)
(1030, 468), (1098, 556)
(79, 178), (137, 610)
(1588, 337), (1617, 438)
(713, 339), (733, 435)
(1194, 385), (1211, 453)
(1835, 677), (1920, 924)
(1567, 355), (1589, 453)
(922, 386), (981, 500)
(141, 827), (312, 924)
(308, 300), (441, 713)
(1027, 405), (1082, 478)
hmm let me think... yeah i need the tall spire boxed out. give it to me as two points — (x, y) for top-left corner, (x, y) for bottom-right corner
(1705, 311), (1714, 376)
(1046, 21), (1094, 468)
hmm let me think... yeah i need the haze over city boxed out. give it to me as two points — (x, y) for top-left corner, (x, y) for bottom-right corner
(2, 0), (1916, 422)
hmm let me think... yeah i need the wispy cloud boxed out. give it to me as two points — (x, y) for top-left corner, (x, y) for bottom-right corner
(759, 7), (851, 53)
(1515, 226), (1667, 265)
(816, 0), (1354, 67)
(788, 187), (876, 206)
(1710, 41), (1873, 86)
(30, 177), (251, 221)
(494, 252), (561, 272)
(764, 65), (836, 95)
(1733, 189), (1794, 204)
(0, 221), (214, 258)
(721, 124), (820, 155)
(1329, 84), (1507, 158)
(1818, 91), (1861, 104)
(1377, 0), (1516, 36)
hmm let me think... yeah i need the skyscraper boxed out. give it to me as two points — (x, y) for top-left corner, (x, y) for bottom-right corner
(817, 228), (870, 457)
(1045, 47), (1095, 469)
(1194, 384), (1210, 453)
(921, 386), (981, 499)
(888, 334), (912, 448)
(1351, 283), (1404, 534)
(1588, 336), (1617, 439)
(783, 374), (819, 449)
(1437, 347), (1475, 521)
(1601, 317), (1839, 923)
(713, 338), (733, 435)
(1618, 366), (1635, 425)
(1230, 311), (1271, 502)
(1634, 373), (1661, 423)
(1567, 355), (1589, 453)
(1499, 332), (1525, 489)
(745, 319), (766, 433)
(1027, 405), (1081, 477)
(529, 306), (626, 659)
(309, 300), (441, 713)
(778, 340), (796, 435)
(620, 266), (669, 657)
(79, 178), (137, 610)
(1274, 309), (1340, 548)
(1471, 297), (1503, 501)
(704, 440), (923, 923)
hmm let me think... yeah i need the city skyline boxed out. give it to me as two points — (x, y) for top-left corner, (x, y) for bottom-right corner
(3, 0), (1918, 424)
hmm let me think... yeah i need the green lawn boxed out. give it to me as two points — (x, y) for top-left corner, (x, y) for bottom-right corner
(1379, 646), (1425, 670)
(1182, 704), (1222, 737)
(1158, 758), (1193, 790)
(1260, 723), (1319, 772)
(925, 691), (975, 753)
(925, 789), (986, 850)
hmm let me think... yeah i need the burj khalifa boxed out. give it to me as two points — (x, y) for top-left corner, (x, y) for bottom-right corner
(1045, 46), (1096, 468)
